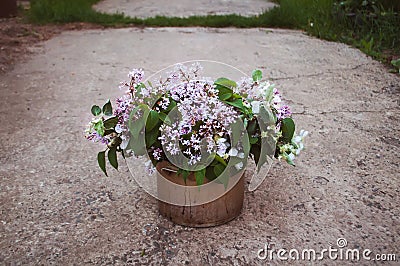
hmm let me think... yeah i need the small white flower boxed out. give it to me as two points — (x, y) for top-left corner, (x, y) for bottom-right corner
(216, 137), (227, 144)
(234, 162), (244, 170)
(300, 130), (309, 138)
(115, 124), (124, 133)
(294, 130), (308, 143)
(228, 147), (238, 157)
(251, 101), (261, 114)
(258, 82), (271, 97)
(295, 143), (304, 155)
(140, 87), (150, 97)
(217, 145), (228, 157)
(216, 137), (229, 157)
(273, 94), (281, 104)
(120, 137), (130, 149)
(261, 131), (270, 138)
(124, 149), (133, 156)
(294, 130), (308, 142)
(293, 129), (308, 155)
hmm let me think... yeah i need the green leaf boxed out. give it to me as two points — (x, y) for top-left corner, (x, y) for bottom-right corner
(165, 99), (177, 112)
(252, 69), (262, 82)
(103, 117), (118, 129)
(127, 105), (143, 135)
(102, 100), (113, 116)
(264, 84), (275, 103)
(214, 77), (237, 89)
(91, 105), (101, 116)
(94, 119), (105, 136)
(243, 117), (248, 128)
(392, 59), (400, 73)
(182, 170), (189, 184)
(283, 152), (295, 166)
(146, 110), (159, 131)
(281, 117), (295, 143)
(215, 85), (232, 94)
(214, 81), (234, 101)
(130, 106), (149, 137)
(137, 82), (146, 89)
(215, 163), (230, 189)
(219, 92), (232, 101)
(194, 168), (206, 186)
(391, 58), (400, 68)
(257, 138), (270, 171)
(145, 127), (159, 147)
(213, 163), (225, 177)
(250, 144), (261, 165)
(205, 166), (217, 181)
(232, 93), (242, 99)
(97, 151), (107, 176)
(211, 159), (219, 166)
(249, 136), (259, 144)
(223, 99), (246, 111)
(214, 154), (227, 166)
(230, 119), (245, 148)
(107, 147), (118, 170)
(126, 135), (146, 156)
(247, 119), (258, 135)
(159, 112), (172, 126)
(104, 129), (115, 135)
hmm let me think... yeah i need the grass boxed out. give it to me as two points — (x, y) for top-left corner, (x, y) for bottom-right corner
(26, 0), (399, 68)
(262, 0), (400, 65)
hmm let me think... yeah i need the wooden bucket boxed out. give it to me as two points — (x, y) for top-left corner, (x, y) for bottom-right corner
(156, 161), (244, 227)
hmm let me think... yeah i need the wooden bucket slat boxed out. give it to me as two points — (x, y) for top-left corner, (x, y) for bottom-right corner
(156, 161), (244, 227)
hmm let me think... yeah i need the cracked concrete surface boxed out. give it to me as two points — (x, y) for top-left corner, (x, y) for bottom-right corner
(0, 27), (399, 265)
(93, 0), (276, 18)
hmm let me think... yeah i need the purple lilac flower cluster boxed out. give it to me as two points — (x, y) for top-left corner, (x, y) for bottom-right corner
(85, 130), (109, 145)
(85, 62), (306, 176)
(158, 64), (239, 165)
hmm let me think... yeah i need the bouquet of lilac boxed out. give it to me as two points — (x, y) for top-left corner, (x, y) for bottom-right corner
(85, 63), (307, 186)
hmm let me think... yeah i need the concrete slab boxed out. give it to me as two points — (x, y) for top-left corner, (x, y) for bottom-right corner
(93, 0), (276, 18)
(0, 27), (399, 265)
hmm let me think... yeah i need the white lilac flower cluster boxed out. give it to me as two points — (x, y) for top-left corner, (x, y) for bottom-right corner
(237, 77), (292, 131)
(85, 117), (110, 144)
(234, 75), (307, 164)
(278, 129), (309, 162)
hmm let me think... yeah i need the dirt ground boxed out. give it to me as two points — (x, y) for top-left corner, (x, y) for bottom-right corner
(0, 16), (104, 74)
